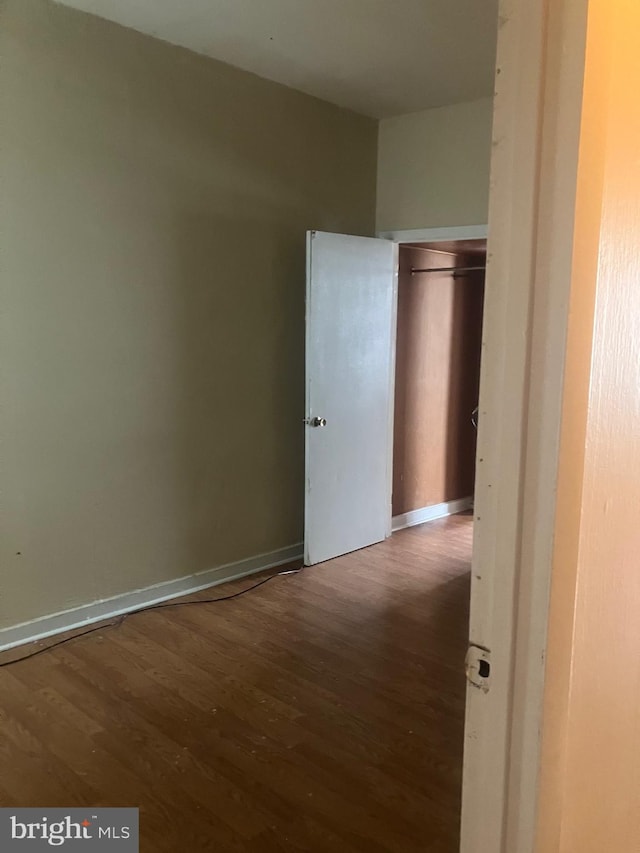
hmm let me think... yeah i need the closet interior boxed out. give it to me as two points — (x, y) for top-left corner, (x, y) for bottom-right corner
(392, 239), (486, 520)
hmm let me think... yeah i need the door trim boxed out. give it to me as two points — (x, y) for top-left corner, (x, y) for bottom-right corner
(460, 1), (591, 852)
(376, 225), (489, 243)
(386, 243), (399, 537)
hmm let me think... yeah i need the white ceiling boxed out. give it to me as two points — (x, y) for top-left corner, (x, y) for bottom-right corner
(56, 0), (498, 118)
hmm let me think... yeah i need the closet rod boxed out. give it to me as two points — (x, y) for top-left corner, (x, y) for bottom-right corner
(410, 264), (486, 276)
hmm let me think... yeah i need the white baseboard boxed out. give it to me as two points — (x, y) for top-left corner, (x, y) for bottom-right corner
(0, 543), (303, 652)
(392, 497), (473, 532)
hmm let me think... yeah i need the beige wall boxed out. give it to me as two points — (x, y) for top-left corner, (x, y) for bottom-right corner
(376, 98), (493, 232)
(0, 0), (377, 629)
(538, 0), (640, 849)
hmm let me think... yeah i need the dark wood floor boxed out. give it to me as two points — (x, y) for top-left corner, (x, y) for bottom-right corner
(0, 515), (472, 852)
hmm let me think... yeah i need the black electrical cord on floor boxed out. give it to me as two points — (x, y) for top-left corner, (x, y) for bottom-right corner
(0, 567), (304, 669)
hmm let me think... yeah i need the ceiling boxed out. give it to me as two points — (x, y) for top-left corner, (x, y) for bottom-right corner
(56, 0), (499, 118)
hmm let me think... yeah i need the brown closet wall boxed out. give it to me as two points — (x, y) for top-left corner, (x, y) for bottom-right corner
(392, 245), (484, 516)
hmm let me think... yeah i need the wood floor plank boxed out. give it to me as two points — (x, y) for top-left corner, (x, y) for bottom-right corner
(0, 515), (472, 851)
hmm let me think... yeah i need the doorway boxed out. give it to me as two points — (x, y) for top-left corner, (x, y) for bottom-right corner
(392, 239), (486, 532)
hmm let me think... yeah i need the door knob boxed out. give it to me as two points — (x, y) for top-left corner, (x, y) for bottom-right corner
(304, 416), (327, 427)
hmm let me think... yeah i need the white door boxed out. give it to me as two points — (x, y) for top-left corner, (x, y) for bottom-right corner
(304, 230), (398, 565)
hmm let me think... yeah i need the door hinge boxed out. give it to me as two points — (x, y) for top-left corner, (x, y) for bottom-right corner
(465, 645), (491, 693)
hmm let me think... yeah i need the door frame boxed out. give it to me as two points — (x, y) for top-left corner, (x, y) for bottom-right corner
(461, 0), (589, 851)
(378, 1), (590, 850)
(377, 224), (488, 532)
(376, 225), (489, 244)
